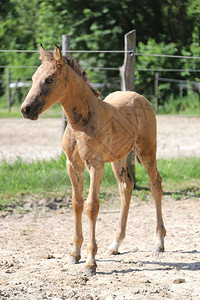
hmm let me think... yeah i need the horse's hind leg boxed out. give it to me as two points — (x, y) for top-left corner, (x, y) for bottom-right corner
(109, 158), (134, 254)
(138, 151), (166, 252)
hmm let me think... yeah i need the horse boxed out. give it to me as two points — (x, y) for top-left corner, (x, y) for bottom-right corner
(21, 44), (166, 276)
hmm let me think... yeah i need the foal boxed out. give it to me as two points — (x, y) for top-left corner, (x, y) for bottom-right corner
(21, 45), (166, 276)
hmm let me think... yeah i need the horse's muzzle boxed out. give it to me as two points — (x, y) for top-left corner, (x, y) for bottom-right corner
(21, 98), (44, 120)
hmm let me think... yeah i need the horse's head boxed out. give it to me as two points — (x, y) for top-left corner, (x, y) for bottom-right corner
(21, 44), (66, 120)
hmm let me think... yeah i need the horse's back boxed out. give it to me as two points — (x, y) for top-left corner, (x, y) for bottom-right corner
(104, 91), (157, 160)
(104, 91), (155, 127)
(104, 91), (154, 114)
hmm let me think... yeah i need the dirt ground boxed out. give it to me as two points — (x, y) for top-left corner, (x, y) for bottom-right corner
(0, 196), (200, 300)
(0, 116), (200, 299)
(1, 115), (200, 161)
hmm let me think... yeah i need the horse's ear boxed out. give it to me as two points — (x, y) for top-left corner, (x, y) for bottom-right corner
(40, 44), (46, 60)
(53, 44), (63, 64)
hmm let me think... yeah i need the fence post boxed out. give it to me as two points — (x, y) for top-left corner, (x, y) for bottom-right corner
(10, 78), (19, 107)
(7, 68), (11, 111)
(120, 30), (136, 184)
(120, 30), (136, 91)
(62, 35), (70, 133)
(154, 72), (159, 113)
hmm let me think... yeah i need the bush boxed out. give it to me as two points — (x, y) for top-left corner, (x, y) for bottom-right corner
(159, 91), (200, 114)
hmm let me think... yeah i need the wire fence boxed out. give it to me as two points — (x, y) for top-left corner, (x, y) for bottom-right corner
(1, 48), (200, 115)
(1, 65), (200, 73)
(1, 48), (200, 73)
(1, 48), (200, 60)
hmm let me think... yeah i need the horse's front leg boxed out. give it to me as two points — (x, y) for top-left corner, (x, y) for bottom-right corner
(67, 158), (85, 264)
(85, 163), (104, 276)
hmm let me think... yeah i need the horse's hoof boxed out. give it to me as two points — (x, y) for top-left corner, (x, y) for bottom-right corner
(108, 249), (119, 255)
(85, 267), (96, 277)
(153, 246), (164, 253)
(68, 255), (80, 265)
(108, 241), (120, 255)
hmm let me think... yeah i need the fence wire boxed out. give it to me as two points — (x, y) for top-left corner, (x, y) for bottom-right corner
(1, 65), (200, 73)
(1, 49), (200, 60)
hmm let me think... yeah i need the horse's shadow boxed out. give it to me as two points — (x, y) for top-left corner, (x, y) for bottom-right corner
(97, 250), (200, 275)
(135, 185), (200, 199)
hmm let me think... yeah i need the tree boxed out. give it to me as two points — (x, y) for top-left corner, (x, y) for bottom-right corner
(0, 0), (200, 104)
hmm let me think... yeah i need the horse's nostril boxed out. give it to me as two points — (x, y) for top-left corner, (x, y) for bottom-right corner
(25, 106), (31, 115)
(21, 104), (31, 117)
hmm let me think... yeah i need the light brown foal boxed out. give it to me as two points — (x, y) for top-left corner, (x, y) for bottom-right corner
(21, 45), (166, 276)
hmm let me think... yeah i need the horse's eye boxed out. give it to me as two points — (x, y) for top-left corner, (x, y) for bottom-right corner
(45, 78), (53, 84)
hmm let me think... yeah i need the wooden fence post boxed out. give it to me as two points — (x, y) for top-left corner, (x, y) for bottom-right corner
(120, 30), (136, 91)
(7, 68), (11, 111)
(62, 35), (70, 133)
(120, 30), (136, 184)
(154, 72), (159, 113)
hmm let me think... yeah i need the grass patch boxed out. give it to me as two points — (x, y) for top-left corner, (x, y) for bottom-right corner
(0, 155), (70, 195)
(0, 109), (23, 118)
(1, 155), (200, 209)
(0, 102), (62, 118)
(158, 158), (200, 184)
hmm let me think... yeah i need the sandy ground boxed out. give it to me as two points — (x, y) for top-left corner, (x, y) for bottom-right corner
(1, 115), (200, 162)
(0, 116), (200, 299)
(0, 118), (63, 162)
(0, 196), (200, 300)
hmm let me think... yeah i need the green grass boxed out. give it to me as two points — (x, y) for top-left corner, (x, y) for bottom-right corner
(0, 102), (62, 118)
(1, 155), (200, 209)
(0, 155), (117, 197)
(0, 109), (23, 118)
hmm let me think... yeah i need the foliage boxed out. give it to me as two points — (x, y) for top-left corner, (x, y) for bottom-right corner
(159, 91), (200, 114)
(135, 39), (178, 102)
(0, 0), (200, 109)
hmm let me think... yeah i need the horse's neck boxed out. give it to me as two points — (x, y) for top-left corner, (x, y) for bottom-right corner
(60, 75), (100, 131)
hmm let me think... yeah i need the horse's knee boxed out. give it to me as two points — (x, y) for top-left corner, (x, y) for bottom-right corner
(85, 200), (99, 219)
(72, 199), (84, 215)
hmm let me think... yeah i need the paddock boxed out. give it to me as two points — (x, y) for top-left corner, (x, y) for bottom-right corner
(0, 193), (199, 299)
(0, 116), (200, 299)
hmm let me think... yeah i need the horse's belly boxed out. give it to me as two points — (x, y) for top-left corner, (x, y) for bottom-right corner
(96, 108), (138, 162)
(104, 124), (137, 162)
(104, 141), (134, 162)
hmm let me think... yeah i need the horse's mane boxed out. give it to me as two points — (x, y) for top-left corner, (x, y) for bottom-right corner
(44, 52), (100, 98)
(64, 57), (100, 98)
